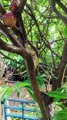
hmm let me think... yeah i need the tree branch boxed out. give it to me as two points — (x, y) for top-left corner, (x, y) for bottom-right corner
(16, 0), (27, 13)
(0, 4), (6, 15)
(0, 38), (20, 53)
(52, 0), (67, 24)
(54, 7), (67, 24)
(57, 41), (67, 88)
(17, 15), (27, 41)
(0, 22), (20, 46)
(26, 4), (41, 35)
(25, 4), (61, 59)
(56, 0), (67, 14)
(0, 51), (22, 64)
(0, 38), (28, 59)
(28, 40), (39, 57)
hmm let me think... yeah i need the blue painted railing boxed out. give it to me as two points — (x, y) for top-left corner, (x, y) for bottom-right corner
(4, 99), (40, 120)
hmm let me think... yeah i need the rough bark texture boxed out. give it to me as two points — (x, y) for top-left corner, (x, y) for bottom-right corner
(57, 41), (67, 87)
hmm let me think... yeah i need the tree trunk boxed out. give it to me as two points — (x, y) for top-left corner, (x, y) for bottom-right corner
(21, 52), (49, 120)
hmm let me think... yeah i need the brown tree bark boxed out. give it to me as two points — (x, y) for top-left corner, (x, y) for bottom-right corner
(57, 41), (67, 87)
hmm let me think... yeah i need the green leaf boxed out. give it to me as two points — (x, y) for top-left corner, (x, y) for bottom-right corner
(63, 26), (67, 37)
(52, 108), (67, 120)
(46, 88), (67, 100)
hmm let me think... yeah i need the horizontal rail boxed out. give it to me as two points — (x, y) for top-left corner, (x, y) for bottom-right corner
(8, 99), (35, 104)
(5, 105), (36, 112)
(6, 113), (39, 120)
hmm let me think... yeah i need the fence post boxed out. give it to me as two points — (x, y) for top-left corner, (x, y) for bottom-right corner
(4, 103), (7, 120)
(4, 100), (11, 120)
(22, 101), (24, 120)
(1, 99), (5, 120)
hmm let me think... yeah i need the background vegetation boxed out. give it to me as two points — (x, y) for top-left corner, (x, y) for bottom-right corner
(0, 0), (67, 120)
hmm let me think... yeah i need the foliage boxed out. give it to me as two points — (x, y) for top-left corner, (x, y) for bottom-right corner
(47, 84), (67, 101)
(52, 108), (67, 120)
(0, 0), (67, 120)
(0, 80), (30, 101)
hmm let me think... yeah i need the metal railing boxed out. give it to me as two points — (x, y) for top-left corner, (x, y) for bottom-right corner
(4, 99), (40, 120)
